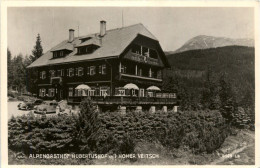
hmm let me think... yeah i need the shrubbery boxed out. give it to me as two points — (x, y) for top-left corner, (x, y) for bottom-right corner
(8, 99), (230, 157)
(98, 110), (230, 154)
(8, 114), (77, 154)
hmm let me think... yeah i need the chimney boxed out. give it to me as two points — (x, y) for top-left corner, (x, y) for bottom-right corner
(69, 29), (75, 42)
(100, 20), (106, 37)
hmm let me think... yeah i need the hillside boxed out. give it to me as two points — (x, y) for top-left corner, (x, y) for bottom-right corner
(165, 46), (255, 103)
(172, 35), (254, 54)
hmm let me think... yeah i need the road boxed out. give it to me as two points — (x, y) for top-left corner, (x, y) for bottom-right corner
(8, 101), (32, 120)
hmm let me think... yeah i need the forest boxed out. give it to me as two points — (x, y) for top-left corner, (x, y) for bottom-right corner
(163, 46), (254, 119)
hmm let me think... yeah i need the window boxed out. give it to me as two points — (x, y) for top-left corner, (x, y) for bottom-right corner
(138, 68), (142, 76)
(157, 70), (162, 79)
(60, 51), (63, 57)
(87, 67), (90, 75)
(90, 66), (96, 75)
(88, 89), (95, 96)
(139, 88), (144, 97)
(132, 44), (142, 55)
(99, 65), (102, 74)
(121, 65), (127, 74)
(100, 89), (107, 96)
(40, 71), (46, 79)
(151, 71), (155, 78)
(57, 70), (61, 77)
(102, 64), (107, 75)
(48, 88), (55, 97)
(142, 46), (149, 57)
(150, 49), (158, 59)
(39, 88), (46, 97)
(69, 88), (73, 97)
(50, 70), (55, 78)
(53, 52), (57, 58)
(57, 69), (64, 77)
(61, 69), (64, 76)
(148, 92), (154, 97)
(169, 93), (176, 98)
(78, 48), (82, 54)
(78, 67), (84, 76)
(68, 68), (74, 77)
(132, 89), (137, 96)
(149, 68), (154, 78)
(75, 90), (82, 97)
(115, 87), (125, 96)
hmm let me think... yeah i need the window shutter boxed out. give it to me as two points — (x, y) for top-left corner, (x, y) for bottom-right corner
(67, 69), (69, 76)
(93, 66), (96, 75)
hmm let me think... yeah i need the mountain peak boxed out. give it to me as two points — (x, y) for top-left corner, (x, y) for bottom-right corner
(173, 35), (254, 54)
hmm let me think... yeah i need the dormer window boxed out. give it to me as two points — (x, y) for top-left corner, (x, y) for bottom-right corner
(77, 45), (98, 55)
(53, 52), (58, 58)
(52, 50), (70, 59)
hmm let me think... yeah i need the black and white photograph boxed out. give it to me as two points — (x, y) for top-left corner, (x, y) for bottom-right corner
(1, 2), (258, 166)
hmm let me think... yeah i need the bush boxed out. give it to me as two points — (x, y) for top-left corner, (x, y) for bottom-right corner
(8, 114), (77, 154)
(9, 104), (230, 156)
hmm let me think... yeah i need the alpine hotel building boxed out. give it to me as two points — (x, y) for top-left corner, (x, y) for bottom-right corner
(27, 21), (178, 112)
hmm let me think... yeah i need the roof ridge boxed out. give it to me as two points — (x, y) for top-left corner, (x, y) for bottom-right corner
(75, 23), (143, 40)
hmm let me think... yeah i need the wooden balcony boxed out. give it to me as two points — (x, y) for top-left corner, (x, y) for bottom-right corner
(120, 73), (162, 82)
(124, 51), (161, 66)
(67, 96), (177, 105)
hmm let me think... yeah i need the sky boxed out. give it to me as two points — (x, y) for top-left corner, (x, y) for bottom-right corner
(7, 7), (254, 57)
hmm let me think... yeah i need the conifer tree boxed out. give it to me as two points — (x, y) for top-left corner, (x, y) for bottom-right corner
(26, 34), (43, 94)
(29, 33), (43, 62)
(74, 98), (101, 152)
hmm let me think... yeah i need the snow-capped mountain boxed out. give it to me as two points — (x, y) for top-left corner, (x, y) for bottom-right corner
(171, 35), (254, 54)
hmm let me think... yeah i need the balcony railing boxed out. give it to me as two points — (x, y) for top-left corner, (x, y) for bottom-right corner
(127, 52), (159, 66)
(68, 96), (177, 105)
(120, 73), (162, 82)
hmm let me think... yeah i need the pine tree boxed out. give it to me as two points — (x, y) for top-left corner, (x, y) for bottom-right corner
(26, 34), (43, 94)
(74, 98), (101, 152)
(29, 33), (43, 62)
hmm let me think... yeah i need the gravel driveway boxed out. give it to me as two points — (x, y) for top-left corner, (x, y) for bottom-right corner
(8, 101), (32, 120)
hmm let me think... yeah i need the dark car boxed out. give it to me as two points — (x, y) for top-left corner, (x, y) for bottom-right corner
(18, 99), (43, 110)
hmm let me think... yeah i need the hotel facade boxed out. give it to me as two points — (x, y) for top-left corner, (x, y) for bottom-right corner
(27, 21), (178, 112)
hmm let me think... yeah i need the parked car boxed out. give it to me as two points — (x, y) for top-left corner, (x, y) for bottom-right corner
(18, 99), (43, 110)
(34, 100), (61, 115)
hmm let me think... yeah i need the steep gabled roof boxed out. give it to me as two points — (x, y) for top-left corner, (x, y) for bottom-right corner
(27, 23), (158, 68)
